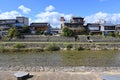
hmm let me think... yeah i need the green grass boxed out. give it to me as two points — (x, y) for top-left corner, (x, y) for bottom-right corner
(61, 50), (119, 66)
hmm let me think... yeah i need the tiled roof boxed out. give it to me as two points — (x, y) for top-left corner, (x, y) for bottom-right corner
(30, 23), (50, 27)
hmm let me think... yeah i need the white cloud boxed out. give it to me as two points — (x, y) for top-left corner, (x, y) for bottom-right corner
(18, 5), (31, 14)
(0, 11), (21, 19)
(45, 5), (55, 12)
(85, 12), (120, 24)
(33, 5), (72, 28)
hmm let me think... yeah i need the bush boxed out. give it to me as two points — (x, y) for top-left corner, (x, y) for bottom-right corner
(62, 26), (73, 37)
(77, 27), (86, 35)
(108, 32), (115, 37)
(65, 44), (73, 50)
(36, 30), (44, 35)
(8, 27), (20, 40)
(45, 44), (60, 51)
(0, 45), (4, 52)
(74, 46), (84, 51)
(13, 43), (26, 48)
(89, 32), (94, 36)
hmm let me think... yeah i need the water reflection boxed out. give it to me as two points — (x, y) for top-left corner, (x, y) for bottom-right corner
(101, 74), (120, 80)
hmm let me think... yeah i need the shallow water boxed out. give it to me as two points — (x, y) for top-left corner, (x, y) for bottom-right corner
(0, 50), (120, 67)
(101, 75), (120, 80)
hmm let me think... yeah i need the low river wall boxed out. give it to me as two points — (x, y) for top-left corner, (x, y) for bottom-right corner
(1, 35), (120, 42)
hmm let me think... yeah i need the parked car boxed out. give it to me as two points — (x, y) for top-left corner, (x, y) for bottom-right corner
(44, 30), (52, 35)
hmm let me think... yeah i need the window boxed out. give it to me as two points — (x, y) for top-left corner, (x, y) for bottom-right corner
(104, 26), (115, 30)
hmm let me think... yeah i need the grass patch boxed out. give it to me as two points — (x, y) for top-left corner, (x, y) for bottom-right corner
(13, 43), (26, 48)
(45, 43), (60, 51)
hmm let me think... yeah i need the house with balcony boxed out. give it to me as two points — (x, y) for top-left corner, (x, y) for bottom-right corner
(101, 23), (116, 36)
(87, 23), (102, 35)
(60, 17), (84, 33)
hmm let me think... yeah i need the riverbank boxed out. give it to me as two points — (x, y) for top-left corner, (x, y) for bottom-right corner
(1, 42), (120, 52)
(1, 71), (120, 80)
(0, 71), (102, 80)
(1, 66), (120, 72)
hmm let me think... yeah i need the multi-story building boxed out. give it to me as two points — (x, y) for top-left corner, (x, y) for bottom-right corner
(87, 23), (102, 35)
(101, 23), (116, 35)
(30, 23), (51, 34)
(16, 17), (29, 26)
(115, 24), (120, 35)
(86, 22), (116, 36)
(60, 17), (84, 33)
(0, 16), (29, 36)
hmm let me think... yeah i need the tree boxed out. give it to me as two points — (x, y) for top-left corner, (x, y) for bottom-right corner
(62, 26), (73, 37)
(77, 27), (86, 35)
(8, 27), (20, 40)
(22, 26), (29, 33)
(108, 32), (115, 37)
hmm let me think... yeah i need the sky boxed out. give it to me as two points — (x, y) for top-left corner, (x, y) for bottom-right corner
(0, 0), (120, 28)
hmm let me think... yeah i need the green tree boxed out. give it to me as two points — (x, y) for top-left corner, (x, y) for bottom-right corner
(8, 27), (20, 40)
(77, 27), (86, 35)
(62, 26), (73, 37)
(108, 32), (115, 37)
(22, 26), (29, 33)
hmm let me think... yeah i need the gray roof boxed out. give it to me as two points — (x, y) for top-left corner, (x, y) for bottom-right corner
(102, 23), (116, 26)
(30, 23), (50, 27)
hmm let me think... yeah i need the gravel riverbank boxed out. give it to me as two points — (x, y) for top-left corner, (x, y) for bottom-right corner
(1, 66), (120, 72)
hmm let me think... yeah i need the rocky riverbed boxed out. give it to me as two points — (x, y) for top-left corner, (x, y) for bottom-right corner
(1, 66), (120, 72)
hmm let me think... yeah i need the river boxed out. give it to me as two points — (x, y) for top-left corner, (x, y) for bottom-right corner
(0, 50), (120, 67)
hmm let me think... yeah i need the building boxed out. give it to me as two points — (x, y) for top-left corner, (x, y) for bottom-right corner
(30, 23), (51, 34)
(115, 24), (120, 35)
(16, 17), (29, 26)
(87, 23), (102, 35)
(60, 17), (84, 33)
(51, 28), (61, 34)
(0, 16), (29, 36)
(101, 23), (116, 35)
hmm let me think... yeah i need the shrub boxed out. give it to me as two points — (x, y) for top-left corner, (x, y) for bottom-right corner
(108, 32), (115, 37)
(36, 30), (44, 35)
(8, 27), (20, 40)
(0, 45), (4, 52)
(62, 26), (73, 37)
(13, 43), (26, 48)
(65, 44), (73, 50)
(77, 27), (86, 35)
(45, 44), (60, 51)
(89, 32), (94, 36)
(74, 46), (84, 51)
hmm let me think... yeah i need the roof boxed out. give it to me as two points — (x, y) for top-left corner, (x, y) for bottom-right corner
(0, 19), (17, 24)
(87, 23), (100, 25)
(30, 23), (50, 27)
(64, 22), (83, 25)
(72, 17), (84, 19)
(0, 19), (16, 21)
(102, 23), (116, 26)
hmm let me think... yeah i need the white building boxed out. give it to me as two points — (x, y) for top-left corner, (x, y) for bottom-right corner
(16, 17), (29, 26)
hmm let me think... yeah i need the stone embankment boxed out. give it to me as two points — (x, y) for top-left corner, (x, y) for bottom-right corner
(1, 66), (120, 72)
(1, 42), (120, 50)
(1, 35), (120, 42)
